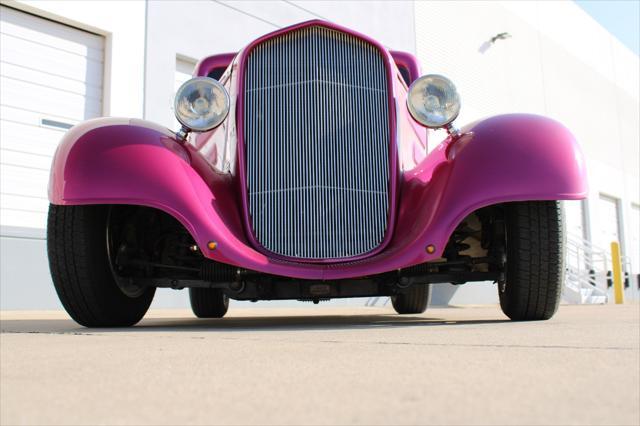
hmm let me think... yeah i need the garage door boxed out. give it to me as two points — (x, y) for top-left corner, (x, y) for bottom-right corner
(596, 194), (622, 253)
(0, 6), (104, 233)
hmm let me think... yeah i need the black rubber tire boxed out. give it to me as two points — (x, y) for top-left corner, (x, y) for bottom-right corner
(391, 284), (431, 314)
(189, 288), (229, 318)
(499, 201), (564, 321)
(47, 204), (155, 327)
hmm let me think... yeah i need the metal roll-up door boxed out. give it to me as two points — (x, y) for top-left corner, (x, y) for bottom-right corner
(0, 5), (104, 233)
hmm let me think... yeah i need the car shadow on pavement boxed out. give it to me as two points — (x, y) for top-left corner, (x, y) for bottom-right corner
(0, 313), (511, 334)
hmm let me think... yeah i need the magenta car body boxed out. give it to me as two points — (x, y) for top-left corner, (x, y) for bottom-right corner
(47, 20), (587, 326)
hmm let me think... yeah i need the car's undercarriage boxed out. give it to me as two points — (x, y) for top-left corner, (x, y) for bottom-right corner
(107, 205), (507, 303)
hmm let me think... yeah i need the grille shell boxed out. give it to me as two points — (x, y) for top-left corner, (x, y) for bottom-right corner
(242, 26), (392, 260)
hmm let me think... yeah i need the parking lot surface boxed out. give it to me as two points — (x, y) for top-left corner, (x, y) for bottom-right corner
(1, 304), (638, 425)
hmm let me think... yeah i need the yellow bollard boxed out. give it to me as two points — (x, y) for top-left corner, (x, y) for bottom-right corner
(610, 241), (624, 304)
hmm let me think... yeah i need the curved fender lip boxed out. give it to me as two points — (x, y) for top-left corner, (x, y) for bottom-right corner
(451, 113), (588, 201)
(48, 117), (187, 203)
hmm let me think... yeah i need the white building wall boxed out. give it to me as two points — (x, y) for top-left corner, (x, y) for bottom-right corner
(415, 1), (639, 304)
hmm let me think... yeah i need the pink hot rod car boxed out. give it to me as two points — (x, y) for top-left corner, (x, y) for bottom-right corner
(47, 20), (587, 327)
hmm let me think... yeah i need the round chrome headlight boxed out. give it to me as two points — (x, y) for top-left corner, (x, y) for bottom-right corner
(174, 77), (230, 132)
(407, 74), (460, 128)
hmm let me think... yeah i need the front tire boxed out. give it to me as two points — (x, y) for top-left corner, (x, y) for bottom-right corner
(499, 201), (564, 321)
(189, 288), (229, 318)
(391, 284), (431, 314)
(47, 205), (155, 327)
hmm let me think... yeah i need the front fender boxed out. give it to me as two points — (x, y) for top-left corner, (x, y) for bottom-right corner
(48, 117), (249, 265)
(393, 113), (588, 263)
(447, 113), (588, 202)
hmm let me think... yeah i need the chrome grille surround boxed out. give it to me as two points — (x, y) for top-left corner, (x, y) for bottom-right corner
(243, 26), (391, 260)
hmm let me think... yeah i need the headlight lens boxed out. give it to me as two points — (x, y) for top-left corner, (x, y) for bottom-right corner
(407, 74), (460, 128)
(174, 77), (230, 132)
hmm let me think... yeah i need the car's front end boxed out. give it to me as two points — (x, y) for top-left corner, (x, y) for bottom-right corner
(46, 20), (587, 326)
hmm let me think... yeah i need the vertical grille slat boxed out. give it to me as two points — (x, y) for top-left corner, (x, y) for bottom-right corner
(244, 26), (390, 260)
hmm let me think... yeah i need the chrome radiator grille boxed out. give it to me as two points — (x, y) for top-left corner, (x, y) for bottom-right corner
(243, 26), (391, 260)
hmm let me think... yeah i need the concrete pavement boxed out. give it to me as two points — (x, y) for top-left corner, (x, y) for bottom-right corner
(1, 304), (638, 425)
